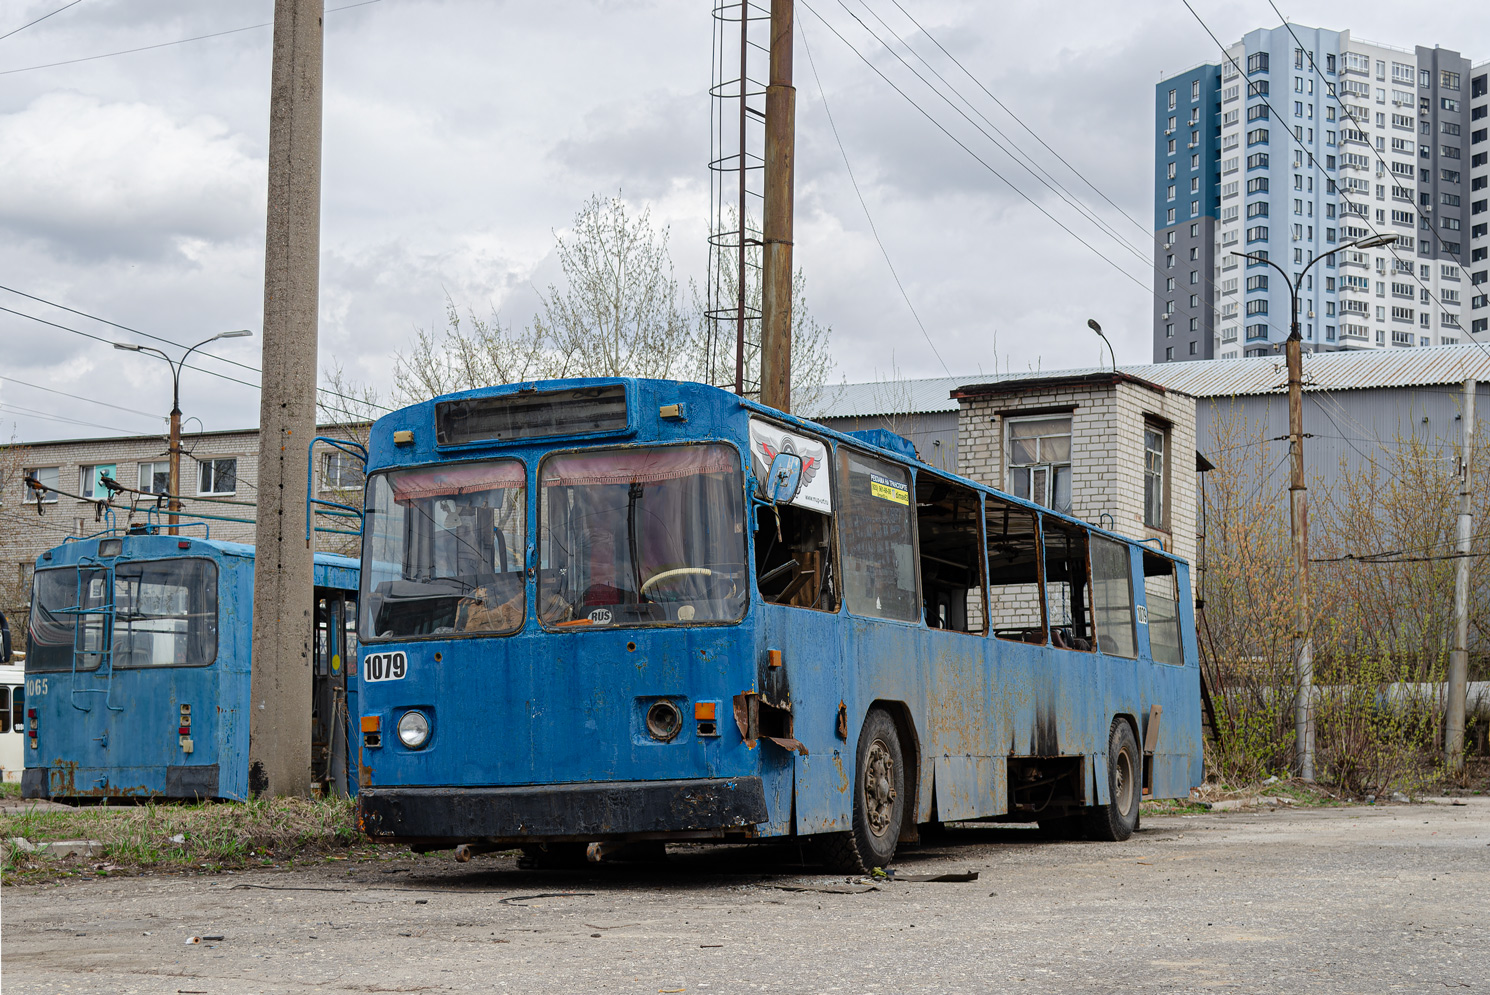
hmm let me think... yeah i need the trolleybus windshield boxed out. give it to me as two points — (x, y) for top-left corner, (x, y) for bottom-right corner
(362, 459), (527, 639)
(27, 560), (218, 670)
(538, 444), (747, 628)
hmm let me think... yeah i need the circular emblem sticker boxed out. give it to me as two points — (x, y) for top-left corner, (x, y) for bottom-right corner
(588, 608), (613, 625)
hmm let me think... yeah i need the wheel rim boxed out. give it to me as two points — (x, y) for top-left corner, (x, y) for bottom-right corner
(1114, 746), (1135, 814)
(863, 738), (897, 837)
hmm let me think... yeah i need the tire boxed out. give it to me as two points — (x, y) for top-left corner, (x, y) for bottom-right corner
(1086, 719), (1141, 842)
(818, 708), (906, 873)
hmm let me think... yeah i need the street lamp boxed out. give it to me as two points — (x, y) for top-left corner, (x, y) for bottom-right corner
(115, 330), (253, 533)
(1228, 232), (1395, 781)
(1088, 318), (1116, 372)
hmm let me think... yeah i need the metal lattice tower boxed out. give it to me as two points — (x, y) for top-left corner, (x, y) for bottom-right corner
(706, 0), (770, 396)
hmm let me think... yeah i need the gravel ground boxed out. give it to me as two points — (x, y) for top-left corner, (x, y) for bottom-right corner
(1, 797), (1486, 994)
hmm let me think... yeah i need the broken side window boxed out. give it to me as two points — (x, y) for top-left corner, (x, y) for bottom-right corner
(985, 497), (1046, 645)
(915, 473), (986, 633)
(1042, 519), (1094, 652)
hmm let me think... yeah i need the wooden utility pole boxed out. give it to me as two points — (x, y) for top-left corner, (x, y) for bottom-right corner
(1446, 376), (1476, 771)
(759, 0), (795, 412)
(250, 0), (323, 797)
(1284, 325), (1314, 782)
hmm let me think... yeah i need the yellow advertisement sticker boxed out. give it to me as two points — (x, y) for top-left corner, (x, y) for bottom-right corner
(870, 473), (909, 505)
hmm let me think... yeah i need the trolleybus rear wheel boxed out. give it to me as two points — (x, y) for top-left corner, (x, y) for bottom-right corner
(1085, 719), (1140, 842)
(819, 708), (905, 873)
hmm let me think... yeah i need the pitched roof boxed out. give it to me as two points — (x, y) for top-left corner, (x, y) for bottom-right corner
(806, 344), (1490, 418)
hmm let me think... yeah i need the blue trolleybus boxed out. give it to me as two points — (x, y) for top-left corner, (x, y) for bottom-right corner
(354, 379), (1202, 869)
(21, 530), (360, 801)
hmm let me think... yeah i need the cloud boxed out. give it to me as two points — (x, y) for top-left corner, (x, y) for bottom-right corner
(0, 93), (263, 261)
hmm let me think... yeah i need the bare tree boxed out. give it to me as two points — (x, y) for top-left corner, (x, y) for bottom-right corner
(693, 208), (834, 410)
(395, 195), (835, 405)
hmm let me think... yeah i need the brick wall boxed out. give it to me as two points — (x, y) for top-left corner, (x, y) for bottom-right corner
(955, 377), (1199, 571)
(0, 426), (366, 616)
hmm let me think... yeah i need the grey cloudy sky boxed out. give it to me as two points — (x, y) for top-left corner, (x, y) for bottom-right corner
(0, 0), (1486, 444)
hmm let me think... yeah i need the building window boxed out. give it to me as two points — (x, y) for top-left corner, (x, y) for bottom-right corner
(320, 451), (364, 492)
(1188, 340), (1198, 356)
(1168, 89), (1177, 110)
(1191, 79), (1201, 101)
(139, 461), (171, 495)
(1006, 416), (1072, 516)
(1165, 346), (1174, 360)
(79, 464), (118, 500)
(22, 466), (59, 504)
(1144, 425), (1167, 529)
(198, 458), (238, 496)
(1247, 53), (1269, 75)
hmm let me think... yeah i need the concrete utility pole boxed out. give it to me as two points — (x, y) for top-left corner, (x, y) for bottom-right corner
(1283, 331), (1314, 782)
(250, 0), (323, 798)
(759, 0), (795, 413)
(1446, 375), (1476, 771)
(1234, 234), (1392, 781)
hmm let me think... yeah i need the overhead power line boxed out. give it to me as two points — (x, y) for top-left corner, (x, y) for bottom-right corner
(807, 0), (1297, 344)
(799, 19), (950, 376)
(0, 292), (392, 412)
(798, 0), (1158, 300)
(1178, 0), (1471, 358)
(0, 0), (386, 76)
(0, 374), (164, 420)
(0, 0), (81, 44)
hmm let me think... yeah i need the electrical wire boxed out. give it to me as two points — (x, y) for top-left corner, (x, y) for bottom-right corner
(1179, 0), (1472, 357)
(810, 1), (1297, 345)
(0, 0), (386, 77)
(797, 0), (1160, 300)
(0, 374), (163, 420)
(0, 0), (81, 44)
(799, 19), (949, 376)
(0, 401), (153, 435)
(0, 297), (392, 412)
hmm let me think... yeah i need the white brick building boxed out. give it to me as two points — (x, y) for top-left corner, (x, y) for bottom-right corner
(953, 372), (1199, 569)
(0, 426), (365, 615)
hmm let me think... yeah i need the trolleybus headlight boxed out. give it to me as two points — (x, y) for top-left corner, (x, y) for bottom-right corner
(645, 700), (683, 742)
(397, 710), (431, 749)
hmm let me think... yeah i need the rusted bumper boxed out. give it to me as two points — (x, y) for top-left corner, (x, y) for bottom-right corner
(358, 776), (768, 843)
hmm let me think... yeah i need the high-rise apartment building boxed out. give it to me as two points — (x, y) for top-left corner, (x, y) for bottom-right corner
(1153, 25), (1490, 362)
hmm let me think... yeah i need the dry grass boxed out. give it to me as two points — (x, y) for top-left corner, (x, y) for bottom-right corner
(0, 795), (396, 884)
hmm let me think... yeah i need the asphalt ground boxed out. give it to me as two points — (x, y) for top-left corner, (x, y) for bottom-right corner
(1, 797), (1487, 994)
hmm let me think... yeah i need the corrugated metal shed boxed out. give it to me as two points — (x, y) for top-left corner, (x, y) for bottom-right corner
(807, 345), (1490, 418)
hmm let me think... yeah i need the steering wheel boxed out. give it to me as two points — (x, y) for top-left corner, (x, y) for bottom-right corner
(639, 567), (713, 595)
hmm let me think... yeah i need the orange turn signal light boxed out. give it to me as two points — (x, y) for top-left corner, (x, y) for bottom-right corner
(694, 701), (716, 721)
(360, 715), (380, 733)
(767, 649), (783, 669)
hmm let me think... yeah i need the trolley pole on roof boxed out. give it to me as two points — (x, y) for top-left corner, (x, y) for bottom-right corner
(1446, 375), (1476, 771)
(759, 0), (795, 413)
(250, 0), (324, 797)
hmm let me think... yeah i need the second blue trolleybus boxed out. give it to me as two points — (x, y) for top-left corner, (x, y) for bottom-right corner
(21, 530), (360, 801)
(355, 379), (1202, 869)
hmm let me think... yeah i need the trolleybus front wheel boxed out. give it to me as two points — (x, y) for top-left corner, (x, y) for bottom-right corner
(1086, 719), (1140, 842)
(818, 707), (905, 873)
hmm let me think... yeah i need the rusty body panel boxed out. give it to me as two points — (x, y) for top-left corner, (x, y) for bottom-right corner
(354, 379), (1203, 847)
(21, 534), (360, 801)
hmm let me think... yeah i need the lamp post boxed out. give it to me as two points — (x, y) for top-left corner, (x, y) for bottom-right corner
(115, 330), (253, 534)
(1230, 232), (1396, 780)
(1088, 318), (1116, 372)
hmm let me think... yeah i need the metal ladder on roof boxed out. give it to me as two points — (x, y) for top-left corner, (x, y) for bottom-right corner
(64, 558), (124, 713)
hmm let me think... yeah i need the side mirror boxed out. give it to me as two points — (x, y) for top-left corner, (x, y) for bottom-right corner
(765, 452), (803, 505)
(0, 611), (10, 665)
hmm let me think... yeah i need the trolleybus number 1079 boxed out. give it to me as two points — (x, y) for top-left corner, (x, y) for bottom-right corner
(363, 652), (408, 683)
